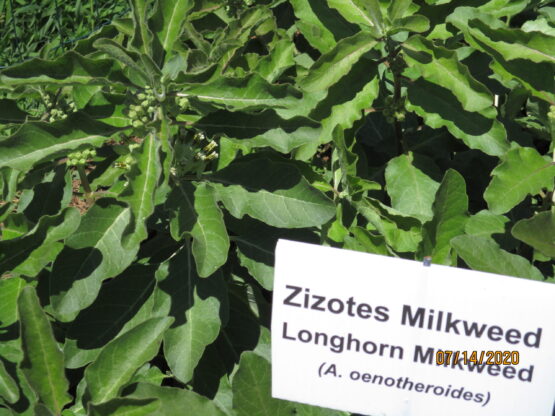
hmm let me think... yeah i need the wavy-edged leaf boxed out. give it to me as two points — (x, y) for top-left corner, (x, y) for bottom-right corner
(50, 199), (138, 322)
(385, 153), (440, 222)
(93, 39), (150, 85)
(190, 183), (230, 277)
(155, 246), (227, 384)
(255, 39), (295, 83)
(352, 197), (422, 253)
(512, 211), (555, 258)
(0, 113), (121, 171)
(195, 109), (321, 154)
(319, 61), (379, 144)
(178, 74), (301, 111)
(419, 169), (468, 264)
(120, 134), (161, 247)
(403, 35), (493, 112)
(0, 52), (127, 86)
(209, 157), (335, 228)
(153, 0), (194, 55)
(300, 32), (377, 92)
(390, 15), (430, 34)
(406, 78), (509, 156)
(451, 235), (545, 280)
(63, 265), (157, 368)
(484, 146), (555, 214)
(84, 317), (173, 404)
(88, 398), (160, 416)
(18, 287), (71, 414)
(0, 208), (80, 276)
(447, 8), (555, 104)
(388, 0), (413, 20)
(125, 383), (225, 416)
(327, 0), (378, 31)
(289, 0), (339, 53)
(0, 359), (19, 404)
(465, 210), (509, 237)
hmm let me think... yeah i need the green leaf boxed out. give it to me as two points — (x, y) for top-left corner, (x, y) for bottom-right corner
(63, 265), (157, 368)
(0, 99), (29, 123)
(0, 277), (25, 328)
(153, 0), (194, 56)
(388, 0), (412, 20)
(447, 8), (555, 104)
(166, 181), (196, 241)
(406, 78), (509, 156)
(419, 169), (468, 264)
(255, 39), (295, 83)
(451, 235), (545, 280)
(465, 210), (509, 237)
(0, 52), (127, 87)
(209, 157), (335, 228)
(512, 211), (555, 258)
(129, 0), (152, 57)
(50, 199), (139, 322)
(0, 208), (80, 277)
(403, 35), (493, 112)
(319, 60), (379, 145)
(327, 0), (380, 33)
(300, 32), (377, 93)
(178, 75), (301, 111)
(289, 0), (339, 53)
(88, 398), (160, 416)
(18, 286), (71, 414)
(84, 317), (173, 404)
(0, 113), (121, 171)
(233, 352), (341, 416)
(191, 183), (230, 277)
(390, 15), (430, 34)
(155, 246), (227, 384)
(385, 153), (440, 222)
(93, 39), (150, 85)
(125, 383), (225, 416)
(484, 146), (555, 214)
(120, 134), (161, 247)
(0, 359), (19, 404)
(194, 110), (321, 154)
(353, 197), (422, 253)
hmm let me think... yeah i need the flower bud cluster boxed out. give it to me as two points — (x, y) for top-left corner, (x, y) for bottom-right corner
(114, 154), (135, 170)
(67, 148), (96, 167)
(383, 96), (406, 124)
(193, 132), (219, 161)
(43, 93), (77, 122)
(128, 86), (158, 128)
(548, 105), (555, 120)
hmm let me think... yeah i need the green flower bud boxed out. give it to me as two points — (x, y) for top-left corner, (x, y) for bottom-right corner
(69, 158), (78, 166)
(203, 140), (217, 152)
(137, 93), (146, 100)
(141, 116), (149, 123)
(133, 120), (144, 128)
(78, 158), (86, 165)
(128, 110), (137, 118)
(90, 149), (97, 157)
(147, 106), (156, 113)
(81, 149), (90, 157)
(141, 100), (150, 108)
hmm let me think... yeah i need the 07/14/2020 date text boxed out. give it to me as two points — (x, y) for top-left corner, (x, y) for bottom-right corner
(436, 350), (519, 366)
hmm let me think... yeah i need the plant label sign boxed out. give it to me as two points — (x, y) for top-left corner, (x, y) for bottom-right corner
(271, 240), (555, 416)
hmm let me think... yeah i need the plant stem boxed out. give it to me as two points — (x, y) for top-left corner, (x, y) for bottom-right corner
(393, 71), (407, 155)
(77, 165), (93, 204)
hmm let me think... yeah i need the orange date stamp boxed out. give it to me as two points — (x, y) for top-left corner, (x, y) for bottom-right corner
(436, 350), (519, 366)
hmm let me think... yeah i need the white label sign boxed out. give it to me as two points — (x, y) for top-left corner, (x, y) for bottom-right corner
(271, 240), (555, 416)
